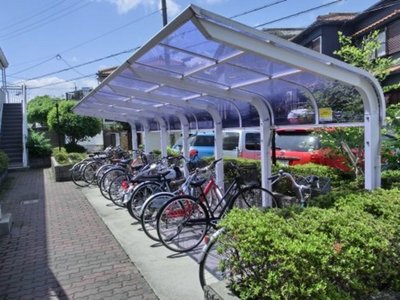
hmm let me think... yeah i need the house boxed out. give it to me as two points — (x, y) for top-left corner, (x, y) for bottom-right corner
(290, 0), (400, 104)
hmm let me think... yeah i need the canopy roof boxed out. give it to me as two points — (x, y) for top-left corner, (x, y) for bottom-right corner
(74, 4), (385, 190)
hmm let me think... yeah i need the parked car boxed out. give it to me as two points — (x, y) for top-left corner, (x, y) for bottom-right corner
(173, 128), (350, 171)
(172, 132), (215, 159)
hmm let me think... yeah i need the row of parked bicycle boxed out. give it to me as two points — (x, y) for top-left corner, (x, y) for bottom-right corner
(70, 145), (330, 289)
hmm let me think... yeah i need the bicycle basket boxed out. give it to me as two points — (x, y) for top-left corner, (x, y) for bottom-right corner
(308, 177), (331, 195)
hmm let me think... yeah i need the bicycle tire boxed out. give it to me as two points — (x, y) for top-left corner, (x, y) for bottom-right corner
(99, 168), (126, 200)
(95, 164), (113, 187)
(199, 228), (230, 289)
(71, 162), (90, 187)
(83, 160), (103, 185)
(140, 192), (175, 241)
(156, 195), (209, 253)
(127, 181), (164, 220)
(229, 186), (277, 210)
(108, 174), (132, 207)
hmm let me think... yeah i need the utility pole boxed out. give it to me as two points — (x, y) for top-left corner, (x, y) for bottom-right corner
(161, 0), (168, 26)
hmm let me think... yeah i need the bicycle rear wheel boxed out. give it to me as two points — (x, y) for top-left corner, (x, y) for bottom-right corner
(83, 160), (102, 185)
(156, 195), (209, 253)
(199, 228), (230, 289)
(140, 192), (174, 241)
(99, 168), (125, 200)
(71, 162), (90, 187)
(230, 186), (277, 210)
(109, 174), (132, 207)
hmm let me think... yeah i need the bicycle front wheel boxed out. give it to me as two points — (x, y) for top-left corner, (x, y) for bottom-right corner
(71, 161), (90, 187)
(199, 228), (230, 289)
(156, 195), (209, 253)
(230, 186), (277, 210)
(140, 192), (175, 241)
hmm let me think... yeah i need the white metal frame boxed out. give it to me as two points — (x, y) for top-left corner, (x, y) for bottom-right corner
(74, 4), (385, 191)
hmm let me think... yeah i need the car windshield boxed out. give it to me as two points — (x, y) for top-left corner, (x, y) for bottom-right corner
(276, 132), (319, 151)
(189, 135), (214, 146)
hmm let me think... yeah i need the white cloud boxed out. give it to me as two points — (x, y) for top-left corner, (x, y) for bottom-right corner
(103, 0), (142, 14)
(13, 77), (76, 101)
(97, 0), (181, 16)
(159, 0), (182, 18)
(198, 0), (226, 4)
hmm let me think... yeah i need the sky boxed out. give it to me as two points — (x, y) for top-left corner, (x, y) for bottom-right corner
(0, 0), (379, 100)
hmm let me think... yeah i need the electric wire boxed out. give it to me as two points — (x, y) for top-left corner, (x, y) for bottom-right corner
(0, 0), (68, 32)
(0, 1), (92, 41)
(255, 0), (343, 27)
(230, 0), (287, 19)
(9, 9), (160, 76)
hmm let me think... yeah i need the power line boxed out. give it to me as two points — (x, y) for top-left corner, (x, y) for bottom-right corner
(255, 0), (343, 27)
(56, 54), (87, 77)
(230, 0), (287, 19)
(0, 0), (68, 32)
(8, 9), (160, 75)
(9, 55), (59, 76)
(28, 73), (97, 89)
(24, 47), (140, 82)
(0, 1), (92, 41)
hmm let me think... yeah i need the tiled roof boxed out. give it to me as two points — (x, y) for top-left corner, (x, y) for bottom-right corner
(352, 9), (400, 37)
(316, 12), (357, 22)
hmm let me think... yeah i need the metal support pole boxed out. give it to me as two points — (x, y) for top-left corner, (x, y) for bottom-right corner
(161, 0), (168, 26)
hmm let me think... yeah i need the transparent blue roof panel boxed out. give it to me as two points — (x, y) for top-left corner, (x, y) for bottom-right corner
(192, 63), (267, 87)
(137, 44), (216, 75)
(161, 20), (240, 61)
(112, 75), (157, 92)
(152, 86), (199, 99)
(227, 52), (297, 77)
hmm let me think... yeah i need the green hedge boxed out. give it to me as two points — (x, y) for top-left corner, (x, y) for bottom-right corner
(26, 130), (52, 158)
(219, 188), (400, 299)
(0, 150), (9, 171)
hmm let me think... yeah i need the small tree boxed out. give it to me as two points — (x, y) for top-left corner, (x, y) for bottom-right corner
(27, 95), (59, 126)
(47, 100), (102, 147)
(315, 31), (396, 177)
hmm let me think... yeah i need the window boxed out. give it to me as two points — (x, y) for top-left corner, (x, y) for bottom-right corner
(376, 30), (386, 57)
(387, 20), (400, 54)
(245, 133), (260, 151)
(307, 36), (321, 53)
(223, 132), (239, 150)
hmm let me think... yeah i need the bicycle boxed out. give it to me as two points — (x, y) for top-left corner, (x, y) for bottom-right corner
(125, 156), (185, 220)
(270, 169), (331, 208)
(155, 159), (277, 253)
(198, 170), (331, 289)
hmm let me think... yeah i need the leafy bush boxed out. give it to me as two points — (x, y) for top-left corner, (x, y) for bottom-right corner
(219, 189), (400, 299)
(67, 152), (86, 163)
(0, 150), (9, 171)
(52, 147), (69, 164)
(381, 170), (400, 189)
(26, 130), (52, 158)
(52, 147), (85, 164)
(64, 142), (86, 153)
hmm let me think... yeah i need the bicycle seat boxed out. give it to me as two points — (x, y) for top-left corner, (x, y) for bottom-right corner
(190, 178), (207, 187)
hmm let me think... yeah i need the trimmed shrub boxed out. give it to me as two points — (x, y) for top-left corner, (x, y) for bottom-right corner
(219, 188), (400, 299)
(26, 130), (52, 158)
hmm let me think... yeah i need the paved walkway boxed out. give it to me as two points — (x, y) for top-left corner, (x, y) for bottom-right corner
(0, 169), (158, 300)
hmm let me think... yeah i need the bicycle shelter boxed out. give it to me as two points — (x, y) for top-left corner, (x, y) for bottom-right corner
(74, 4), (385, 192)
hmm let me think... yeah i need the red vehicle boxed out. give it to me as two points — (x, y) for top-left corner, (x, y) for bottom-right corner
(223, 128), (349, 171)
(274, 128), (348, 171)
